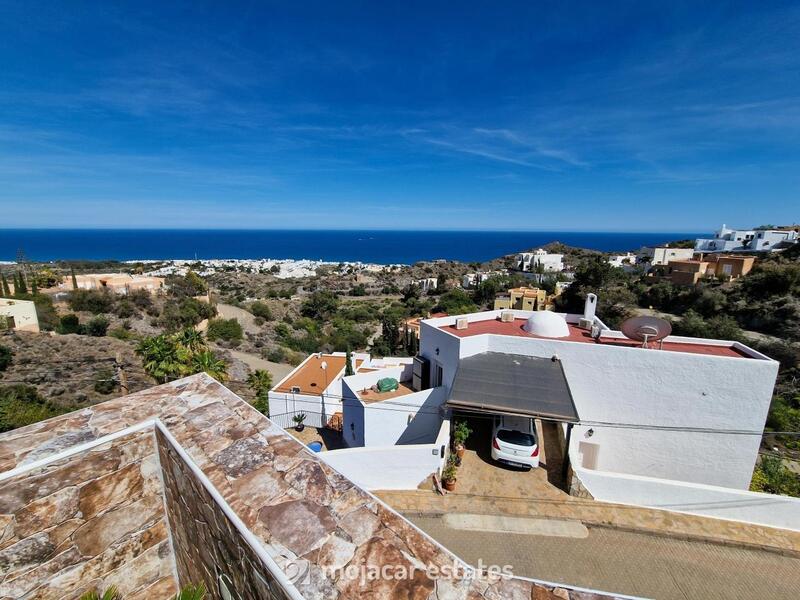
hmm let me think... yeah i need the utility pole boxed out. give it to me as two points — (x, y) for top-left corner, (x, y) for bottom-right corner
(115, 352), (129, 395)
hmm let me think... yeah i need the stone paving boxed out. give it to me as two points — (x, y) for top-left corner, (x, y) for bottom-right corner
(408, 514), (800, 600)
(377, 448), (800, 555)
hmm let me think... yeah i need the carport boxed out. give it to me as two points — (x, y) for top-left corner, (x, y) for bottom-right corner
(445, 351), (579, 484)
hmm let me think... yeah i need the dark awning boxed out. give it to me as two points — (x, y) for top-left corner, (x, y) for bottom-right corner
(446, 351), (579, 422)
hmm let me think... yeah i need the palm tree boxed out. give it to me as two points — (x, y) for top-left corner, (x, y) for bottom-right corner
(247, 369), (273, 394)
(136, 335), (182, 383)
(176, 327), (206, 353)
(247, 369), (272, 415)
(173, 584), (206, 600)
(79, 587), (119, 600)
(191, 350), (228, 381)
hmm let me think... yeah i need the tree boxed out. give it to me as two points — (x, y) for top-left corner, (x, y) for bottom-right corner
(159, 297), (216, 331)
(57, 314), (81, 334)
(15, 272), (27, 295)
(301, 291), (340, 320)
(377, 313), (401, 356)
(434, 289), (477, 315)
(0, 345), (12, 372)
(176, 328), (205, 352)
(190, 351), (228, 381)
(30, 278), (37, 295)
(345, 348), (354, 376)
(71, 266), (78, 290)
(247, 369), (273, 415)
(137, 335), (185, 382)
(167, 271), (207, 298)
(136, 329), (229, 383)
(1, 274), (10, 297)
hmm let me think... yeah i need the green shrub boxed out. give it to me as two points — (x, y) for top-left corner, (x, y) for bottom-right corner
(0, 385), (64, 432)
(206, 318), (243, 342)
(68, 289), (115, 314)
(301, 291), (340, 320)
(349, 284), (367, 296)
(108, 327), (135, 341)
(115, 299), (137, 318)
(249, 301), (273, 320)
(0, 345), (12, 372)
(129, 288), (153, 310)
(58, 313), (81, 334)
(266, 347), (286, 363)
(85, 316), (110, 337)
(159, 297), (216, 331)
(750, 456), (800, 497)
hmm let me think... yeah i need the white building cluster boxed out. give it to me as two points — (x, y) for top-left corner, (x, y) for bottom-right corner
(270, 294), (800, 531)
(695, 224), (798, 253)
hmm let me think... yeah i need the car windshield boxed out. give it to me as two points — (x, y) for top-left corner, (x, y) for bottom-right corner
(497, 429), (535, 446)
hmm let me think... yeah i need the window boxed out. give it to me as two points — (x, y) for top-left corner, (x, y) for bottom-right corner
(432, 363), (443, 387)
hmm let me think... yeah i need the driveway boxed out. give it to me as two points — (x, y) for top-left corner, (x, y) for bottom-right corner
(227, 349), (294, 382)
(450, 413), (567, 502)
(216, 302), (260, 334)
(408, 514), (800, 600)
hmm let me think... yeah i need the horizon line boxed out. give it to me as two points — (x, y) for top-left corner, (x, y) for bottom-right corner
(0, 227), (707, 234)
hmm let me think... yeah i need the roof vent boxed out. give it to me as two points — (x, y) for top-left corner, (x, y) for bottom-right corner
(455, 318), (469, 330)
(523, 312), (570, 338)
(500, 311), (515, 323)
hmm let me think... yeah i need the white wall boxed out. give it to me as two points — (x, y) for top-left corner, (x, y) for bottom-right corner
(341, 368), (447, 447)
(0, 299), (39, 332)
(575, 466), (800, 532)
(420, 311), (779, 490)
(321, 419), (450, 490)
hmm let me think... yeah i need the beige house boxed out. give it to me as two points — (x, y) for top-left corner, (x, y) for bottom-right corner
(494, 286), (549, 311)
(0, 297), (40, 332)
(663, 255), (757, 286)
(64, 273), (165, 295)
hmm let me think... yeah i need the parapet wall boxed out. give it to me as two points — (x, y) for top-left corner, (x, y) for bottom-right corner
(156, 427), (292, 600)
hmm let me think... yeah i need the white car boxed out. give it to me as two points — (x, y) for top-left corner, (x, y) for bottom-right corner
(491, 415), (539, 469)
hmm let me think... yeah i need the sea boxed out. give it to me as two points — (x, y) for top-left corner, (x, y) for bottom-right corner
(0, 229), (703, 264)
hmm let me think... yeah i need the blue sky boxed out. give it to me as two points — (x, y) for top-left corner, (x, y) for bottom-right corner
(1, 1), (798, 231)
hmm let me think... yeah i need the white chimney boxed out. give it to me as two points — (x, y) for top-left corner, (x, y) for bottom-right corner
(584, 293), (597, 321)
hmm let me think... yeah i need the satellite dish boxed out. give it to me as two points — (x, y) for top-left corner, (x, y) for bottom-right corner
(620, 316), (672, 349)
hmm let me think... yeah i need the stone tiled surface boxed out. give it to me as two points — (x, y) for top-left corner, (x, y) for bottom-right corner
(0, 374), (625, 599)
(0, 429), (177, 599)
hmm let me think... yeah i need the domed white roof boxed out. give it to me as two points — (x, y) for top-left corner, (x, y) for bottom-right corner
(523, 311), (570, 338)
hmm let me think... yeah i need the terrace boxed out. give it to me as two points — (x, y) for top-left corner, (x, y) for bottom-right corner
(437, 313), (760, 359)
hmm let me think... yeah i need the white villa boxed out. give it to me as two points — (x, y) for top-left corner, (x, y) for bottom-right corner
(695, 224), (799, 253)
(515, 249), (564, 273)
